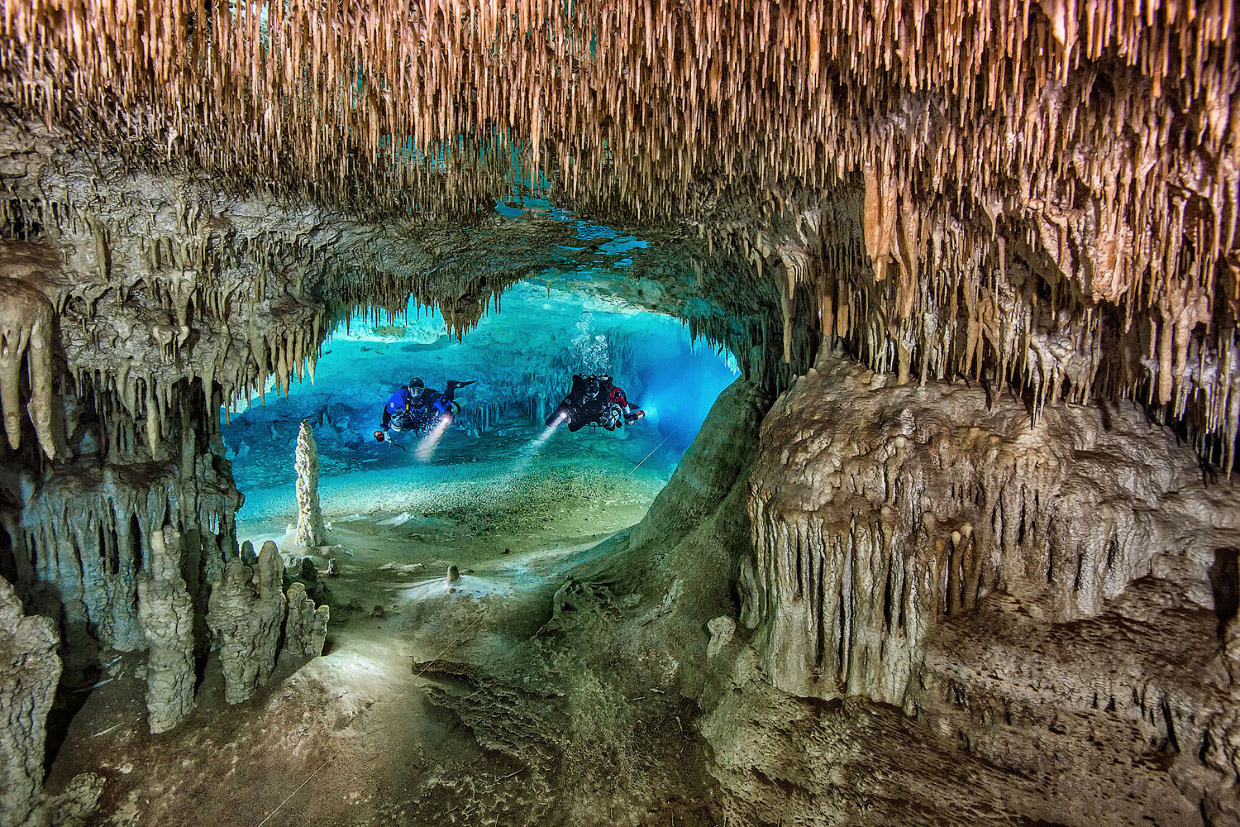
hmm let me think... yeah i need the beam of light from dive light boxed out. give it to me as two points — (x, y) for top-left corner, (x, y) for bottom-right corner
(504, 413), (566, 483)
(414, 414), (453, 461)
(533, 412), (567, 448)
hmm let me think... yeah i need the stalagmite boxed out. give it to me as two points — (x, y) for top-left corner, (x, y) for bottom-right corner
(294, 420), (327, 548)
(206, 540), (285, 704)
(0, 576), (61, 826)
(283, 582), (329, 659)
(136, 527), (196, 734)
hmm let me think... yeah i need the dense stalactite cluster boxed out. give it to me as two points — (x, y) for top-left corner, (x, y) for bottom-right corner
(0, 118), (645, 461)
(4, 0), (1235, 463)
(5, 409), (241, 665)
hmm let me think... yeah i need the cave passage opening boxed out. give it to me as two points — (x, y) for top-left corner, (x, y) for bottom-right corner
(219, 276), (737, 601)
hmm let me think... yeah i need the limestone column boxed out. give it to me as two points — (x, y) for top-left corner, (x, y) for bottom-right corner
(136, 527), (195, 733)
(0, 576), (61, 825)
(294, 420), (326, 547)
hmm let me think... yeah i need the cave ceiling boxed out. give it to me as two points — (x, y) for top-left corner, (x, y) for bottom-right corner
(0, 1), (1237, 468)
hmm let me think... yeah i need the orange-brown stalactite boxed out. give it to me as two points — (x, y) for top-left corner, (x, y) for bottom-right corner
(2, 1), (1239, 466)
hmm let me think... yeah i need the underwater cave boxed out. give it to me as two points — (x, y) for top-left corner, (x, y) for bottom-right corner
(1, 2), (1240, 826)
(223, 277), (736, 625)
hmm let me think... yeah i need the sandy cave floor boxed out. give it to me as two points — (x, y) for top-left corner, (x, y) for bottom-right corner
(39, 421), (719, 826)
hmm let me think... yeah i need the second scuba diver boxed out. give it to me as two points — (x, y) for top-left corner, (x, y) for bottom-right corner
(375, 378), (476, 441)
(546, 373), (645, 432)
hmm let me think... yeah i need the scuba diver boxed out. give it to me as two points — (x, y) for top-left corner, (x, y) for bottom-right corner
(375, 378), (476, 441)
(546, 374), (645, 432)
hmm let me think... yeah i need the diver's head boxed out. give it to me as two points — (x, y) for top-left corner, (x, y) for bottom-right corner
(408, 377), (425, 390)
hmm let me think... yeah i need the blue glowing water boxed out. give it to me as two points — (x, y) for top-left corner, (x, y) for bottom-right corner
(222, 281), (736, 529)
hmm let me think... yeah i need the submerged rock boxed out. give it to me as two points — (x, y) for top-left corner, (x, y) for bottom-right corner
(207, 541), (285, 704)
(283, 582), (329, 659)
(0, 576), (61, 825)
(136, 527), (195, 733)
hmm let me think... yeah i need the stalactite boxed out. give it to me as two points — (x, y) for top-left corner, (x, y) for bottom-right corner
(744, 353), (1240, 707)
(0, 276), (59, 459)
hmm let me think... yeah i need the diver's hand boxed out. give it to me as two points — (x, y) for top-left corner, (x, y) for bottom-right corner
(374, 430), (386, 442)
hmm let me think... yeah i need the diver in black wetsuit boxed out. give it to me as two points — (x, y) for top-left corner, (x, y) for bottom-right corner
(545, 374), (645, 432)
(375, 378), (476, 441)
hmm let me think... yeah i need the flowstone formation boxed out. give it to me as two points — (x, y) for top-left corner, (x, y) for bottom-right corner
(718, 351), (1240, 824)
(0, 576), (60, 826)
(294, 420), (326, 548)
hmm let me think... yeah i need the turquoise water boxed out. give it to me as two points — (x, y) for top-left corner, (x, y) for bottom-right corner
(222, 281), (736, 525)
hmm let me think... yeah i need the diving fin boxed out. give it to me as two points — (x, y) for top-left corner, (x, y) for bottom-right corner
(445, 379), (477, 390)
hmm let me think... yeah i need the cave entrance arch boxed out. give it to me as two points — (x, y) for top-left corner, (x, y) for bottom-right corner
(219, 275), (738, 598)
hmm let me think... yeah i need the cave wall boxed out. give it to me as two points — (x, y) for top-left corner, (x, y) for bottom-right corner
(0, 575), (60, 826)
(720, 350), (1240, 824)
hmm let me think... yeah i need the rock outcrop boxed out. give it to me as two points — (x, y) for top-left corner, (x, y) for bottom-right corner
(294, 420), (327, 548)
(283, 582), (329, 659)
(714, 351), (1240, 824)
(0, 575), (60, 826)
(206, 541), (286, 704)
(136, 527), (196, 733)
(744, 353), (1240, 706)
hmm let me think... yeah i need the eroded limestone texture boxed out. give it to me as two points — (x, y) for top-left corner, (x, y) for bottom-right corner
(722, 351), (1240, 823)
(136, 527), (195, 733)
(283, 582), (329, 659)
(207, 541), (285, 704)
(294, 420), (326, 548)
(0, 575), (60, 826)
(4, 439), (241, 675)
